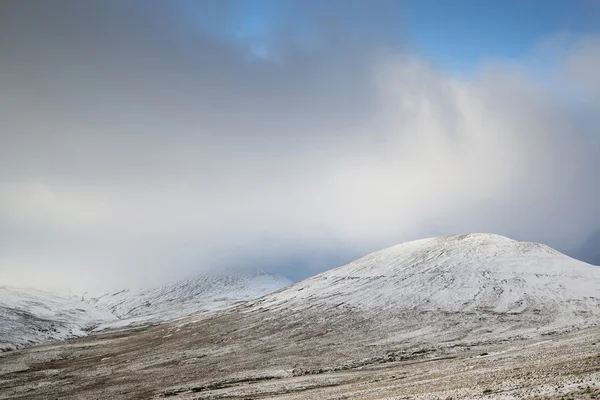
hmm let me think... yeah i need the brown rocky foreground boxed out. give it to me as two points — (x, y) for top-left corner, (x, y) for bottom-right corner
(1, 306), (600, 400)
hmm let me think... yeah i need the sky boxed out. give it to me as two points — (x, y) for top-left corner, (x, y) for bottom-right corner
(1, 0), (599, 290)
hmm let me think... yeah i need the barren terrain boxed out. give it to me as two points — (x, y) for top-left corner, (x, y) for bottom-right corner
(1, 308), (600, 400)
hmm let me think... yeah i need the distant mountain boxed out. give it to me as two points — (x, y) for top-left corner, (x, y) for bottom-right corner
(1, 270), (292, 351)
(85, 269), (292, 331)
(0, 286), (115, 351)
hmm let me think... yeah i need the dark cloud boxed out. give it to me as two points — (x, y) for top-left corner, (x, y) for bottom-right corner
(576, 229), (600, 266)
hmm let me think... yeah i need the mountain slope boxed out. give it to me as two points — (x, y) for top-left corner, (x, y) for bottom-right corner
(246, 233), (600, 344)
(0, 286), (115, 351)
(2, 234), (600, 400)
(1, 270), (292, 350)
(86, 269), (292, 330)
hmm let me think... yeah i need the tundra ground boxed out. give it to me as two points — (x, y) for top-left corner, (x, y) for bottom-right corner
(1, 308), (600, 400)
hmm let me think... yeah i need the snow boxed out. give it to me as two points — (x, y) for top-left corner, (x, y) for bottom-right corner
(2, 233), (600, 399)
(85, 270), (292, 330)
(3, 233), (599, 352)
(0, 286), (115, 351)
(250, 233), (600, 338)
(1, 270), (292, 350)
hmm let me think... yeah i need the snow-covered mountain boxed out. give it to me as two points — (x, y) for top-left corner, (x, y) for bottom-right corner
(4, 234), (598, 354)
(85, 269), (292, 330)
(1, 270), (292, 350)
(0, 286), (115, 351)
(247, 233), (600, 345)
(3, 234), (600, 400)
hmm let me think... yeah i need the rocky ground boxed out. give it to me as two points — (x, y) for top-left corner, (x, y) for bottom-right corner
(1, 306), (600, 400)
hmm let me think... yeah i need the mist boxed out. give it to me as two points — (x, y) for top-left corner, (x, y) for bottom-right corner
(1, 1), (599, 290)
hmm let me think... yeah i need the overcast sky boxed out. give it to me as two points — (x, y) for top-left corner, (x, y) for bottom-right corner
(1, 0), (599, 290)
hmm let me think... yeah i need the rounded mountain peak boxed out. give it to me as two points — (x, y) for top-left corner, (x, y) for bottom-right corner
(255, 233), (600, 334)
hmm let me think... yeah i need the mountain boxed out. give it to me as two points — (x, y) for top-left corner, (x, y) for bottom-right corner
(1, 270), (292, 351)
(85, 269), (293, 330)
(247, 233), (600, 345)
(3, 234), (600, 400)
(0, 286), (115, 352)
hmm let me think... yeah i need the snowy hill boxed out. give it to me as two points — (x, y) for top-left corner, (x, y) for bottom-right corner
(1, 270), (292, 350)
(86, 269), (292, 330)
(247, 233), (600, 344)
(0, 286), (115, 351)
(31, 233), (595, 397)
(3, 234), (600, 400)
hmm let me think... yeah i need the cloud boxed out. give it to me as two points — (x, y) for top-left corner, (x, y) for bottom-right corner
(0, 1), (599, 290)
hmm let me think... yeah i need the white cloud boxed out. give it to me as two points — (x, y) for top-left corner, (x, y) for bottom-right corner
(0, 3), (598, 290)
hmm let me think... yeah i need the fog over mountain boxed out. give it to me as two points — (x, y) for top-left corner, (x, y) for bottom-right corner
(1, 1), (599, 290)
(576, 228), (600, 266)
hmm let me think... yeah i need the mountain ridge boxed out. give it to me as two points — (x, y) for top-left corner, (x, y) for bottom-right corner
(3, 233), (600, 399)
(243, 233), (600, 345)
(3, 233), (598, 351)
(87, 269), (292, 330)
(0, 286), (115, 351)
(0, 269), (292, 350)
